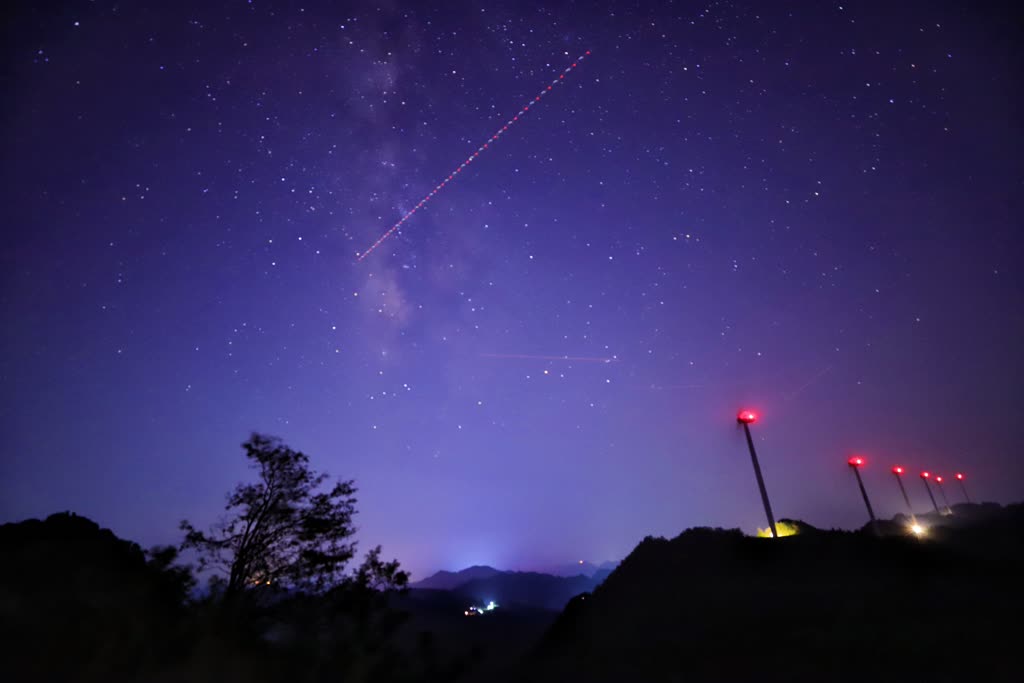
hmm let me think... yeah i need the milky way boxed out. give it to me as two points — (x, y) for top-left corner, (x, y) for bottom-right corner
(3, 1), (1020, 578)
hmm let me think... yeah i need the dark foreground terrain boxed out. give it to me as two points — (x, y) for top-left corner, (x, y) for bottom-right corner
(520, 503), (1023, 682)
(2, 504), (1021, 682)
(0, 512), (554, 682)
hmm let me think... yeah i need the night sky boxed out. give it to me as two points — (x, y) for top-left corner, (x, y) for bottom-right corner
(3, 1), (1021, 579)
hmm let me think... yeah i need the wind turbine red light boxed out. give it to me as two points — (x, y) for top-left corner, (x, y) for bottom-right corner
(935, 475), (944, 483)
(737, 410), (758, 424)
(955, 472), (964, 480)
(921, 471), (931, 479)
(848, 456), (865, 467)
(892, 466), (905, 475)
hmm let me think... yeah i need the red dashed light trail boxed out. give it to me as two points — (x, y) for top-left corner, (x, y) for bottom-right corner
(356, 50), (591, 262)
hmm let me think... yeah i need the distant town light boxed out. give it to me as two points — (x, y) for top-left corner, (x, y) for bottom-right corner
(910, 524), (925, 536)
(464, 601), (499, 616)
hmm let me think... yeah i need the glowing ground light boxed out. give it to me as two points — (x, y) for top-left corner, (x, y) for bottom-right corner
(756, 521), (799, 538)
(356, 50), (592, 262)
(910, 524), (925, 536)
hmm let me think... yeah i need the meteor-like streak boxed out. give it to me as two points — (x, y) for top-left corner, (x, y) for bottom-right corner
(784, 364), (833, 401)
(480, 353), (616, 364)
(356, 50), (591, 262)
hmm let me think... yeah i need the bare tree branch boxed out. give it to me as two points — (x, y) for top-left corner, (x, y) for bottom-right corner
(179, 433), (404, 599)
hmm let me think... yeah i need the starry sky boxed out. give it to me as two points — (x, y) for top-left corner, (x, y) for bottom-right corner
(3, 1), (1021, 579)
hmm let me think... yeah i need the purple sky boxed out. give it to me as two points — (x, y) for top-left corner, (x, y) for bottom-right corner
(3, 1), (1021, 579)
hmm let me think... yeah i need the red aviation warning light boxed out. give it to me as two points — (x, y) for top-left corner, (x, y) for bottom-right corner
(919, 471), (941, 514)
(734, 408), (776, 539)
(737, 410), (758, 425)
(847, 455), (877, 527)
(933, 475), (953, 515)
(891, 464), (919, 530)
(954, 471), (971, 503)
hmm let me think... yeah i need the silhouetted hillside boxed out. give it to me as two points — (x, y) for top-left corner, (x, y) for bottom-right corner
(536, 559), (620, 577)
(0, 512), (193, 682)
(522, 503), (1023, 683)
(8, 506), (1021, 682)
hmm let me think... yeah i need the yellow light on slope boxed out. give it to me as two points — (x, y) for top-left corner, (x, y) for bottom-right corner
(755, 520), (799, 538)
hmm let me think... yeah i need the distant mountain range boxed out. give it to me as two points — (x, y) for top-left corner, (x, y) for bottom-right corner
(412, 565), (505, 591)
(411, 562), (618, 611)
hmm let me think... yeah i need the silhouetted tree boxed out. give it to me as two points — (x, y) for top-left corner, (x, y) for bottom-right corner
(146, 544), (197, 605)
(180, 433), (408, 598)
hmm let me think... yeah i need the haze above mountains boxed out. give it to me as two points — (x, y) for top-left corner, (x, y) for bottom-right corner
(410, 561), (620, 612)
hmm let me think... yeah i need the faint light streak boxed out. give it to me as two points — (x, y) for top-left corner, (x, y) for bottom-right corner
(480, 352), (616, 364)
(784, 364), (833, 401)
